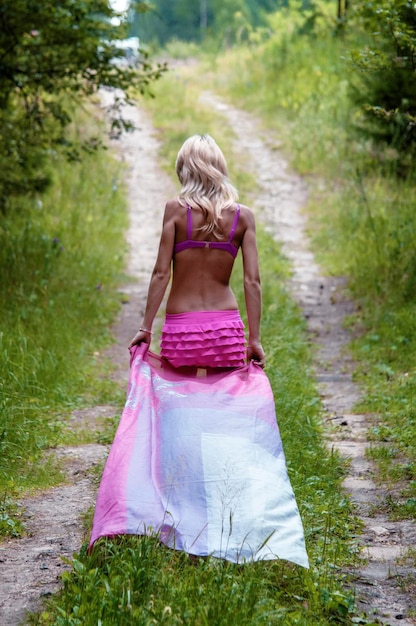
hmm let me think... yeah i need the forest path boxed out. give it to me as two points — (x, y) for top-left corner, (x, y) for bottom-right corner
(199, 91), (416, 625)
(0, 97), (173, 625)
(0, 91), (415, 625)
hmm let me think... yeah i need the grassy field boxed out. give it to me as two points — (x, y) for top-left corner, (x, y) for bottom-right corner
(0, 108), (128, 536)
(6, 10), (414, 620)
(27, 73), (370, 625)
(199, 20), (416, 522)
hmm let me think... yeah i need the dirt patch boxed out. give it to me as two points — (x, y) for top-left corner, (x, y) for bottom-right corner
(0, 446), (106, 626)
(0, 98), (174, 625)
(199, 91), (416, 625)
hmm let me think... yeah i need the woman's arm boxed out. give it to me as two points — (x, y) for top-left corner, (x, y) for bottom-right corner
(241, 209), (265, 367)
(128, 203), (176, 348)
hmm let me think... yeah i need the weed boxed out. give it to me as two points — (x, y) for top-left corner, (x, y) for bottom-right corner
(0, 492), (24, 538)
(0, 109), (128, 524)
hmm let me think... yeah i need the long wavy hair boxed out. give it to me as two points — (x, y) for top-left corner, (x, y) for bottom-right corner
(175, 134), (238, 238)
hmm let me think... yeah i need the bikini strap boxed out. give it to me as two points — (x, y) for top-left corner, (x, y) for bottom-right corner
(186, 205), (192, 239)
(228, 204), (240, 242)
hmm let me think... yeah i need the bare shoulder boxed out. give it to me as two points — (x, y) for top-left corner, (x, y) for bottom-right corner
(164, 198), (186, 222)
(237, 203), (256, 228)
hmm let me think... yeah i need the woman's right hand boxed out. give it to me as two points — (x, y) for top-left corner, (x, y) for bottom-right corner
(128, 330), (152, 350)
(247, 340), (265, 368)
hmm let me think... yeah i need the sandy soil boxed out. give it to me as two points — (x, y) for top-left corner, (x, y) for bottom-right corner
(0, 91), (414, 625)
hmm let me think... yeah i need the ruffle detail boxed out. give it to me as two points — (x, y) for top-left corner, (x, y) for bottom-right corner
(161, 320), (246, 369)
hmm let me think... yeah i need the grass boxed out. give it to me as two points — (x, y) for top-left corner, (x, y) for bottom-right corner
(2, 16), (407, 618)
(191, 12), (416, 524)
(0, 8), (411, 619)
(31, 537), (353, 626)
(31, 223), (361, 624)
(208, 32), (352, 180)
(0, 107), (128, 527)
(27, 70), (372, 625)
(306, 172), (416, 514)
(351, 302), (416, 515)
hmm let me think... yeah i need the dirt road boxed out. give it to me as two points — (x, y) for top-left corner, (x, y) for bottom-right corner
(199, 92), (415, 625)
(0, 92), (414, 625)
(0, 99), (174, 625)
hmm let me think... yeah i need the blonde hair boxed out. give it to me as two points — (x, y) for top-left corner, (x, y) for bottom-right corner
(175, 134), (238, 237)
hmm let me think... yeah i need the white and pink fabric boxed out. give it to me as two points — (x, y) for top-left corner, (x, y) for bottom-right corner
(90, 343), (309, 568)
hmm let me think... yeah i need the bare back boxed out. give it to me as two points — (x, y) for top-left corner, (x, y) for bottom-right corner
(129, 194), (263, 365)
(166, 200), (246, 314)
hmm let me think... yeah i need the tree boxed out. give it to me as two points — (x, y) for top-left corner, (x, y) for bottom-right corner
(0, 0), (165, 213)
(337, 0), (349, 21)
(350, 0), (416, 164)
(130, 0), (282, 46)
(130, 0), (204, 44)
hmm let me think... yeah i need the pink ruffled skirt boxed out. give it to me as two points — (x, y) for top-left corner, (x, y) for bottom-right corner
(161, 310), (246, 369)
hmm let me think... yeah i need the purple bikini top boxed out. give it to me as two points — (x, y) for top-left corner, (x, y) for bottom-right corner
(174, 205), (240, 259)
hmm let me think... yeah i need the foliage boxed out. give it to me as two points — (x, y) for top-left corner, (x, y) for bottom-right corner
(0, 109), (128, 504)
(352, 301), (416, 515)
(129, 0), (285, 46)
(210, 21), (352, 178)
(26, 68), (367, 626)
(129, 0), (353, 48)
(307, 174), (416, 510)
(0, 493), (25, 538)
(349, 0), (416, 166)
(0, 0), (165, 213)
(31, 533), (358, 625)
(198, 0), (416, 520)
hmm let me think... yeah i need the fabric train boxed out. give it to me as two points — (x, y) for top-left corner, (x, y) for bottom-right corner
(90, 343), (309, 568)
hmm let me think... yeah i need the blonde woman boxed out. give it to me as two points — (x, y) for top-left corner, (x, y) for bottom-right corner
(91, 134), (308, 568)
(128, 134), (265, 368)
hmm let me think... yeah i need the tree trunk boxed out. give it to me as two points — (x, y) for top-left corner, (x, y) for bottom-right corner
(337, 0), (350, 21)
(200, 0), (207, 35)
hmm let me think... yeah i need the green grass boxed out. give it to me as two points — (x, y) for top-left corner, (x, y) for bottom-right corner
(28, 70), (372, 625)
(32, 224), (361, 625)
(0, 110), (128, 519)
(306, 172), (416, 508)
(195, 14), (416, 523)
(351, 302), (416, 515)
(31, 537), (354, 626)
(5, 10), (414, 621)
(208, 33), (352, 180)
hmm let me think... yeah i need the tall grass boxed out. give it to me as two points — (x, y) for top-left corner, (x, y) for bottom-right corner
(0, 110), (128, 502)
(32, 72), (365, 625)
(210, 32), (352, 178)
(32, 228), (359, 625)
(206, 10), (416, 516)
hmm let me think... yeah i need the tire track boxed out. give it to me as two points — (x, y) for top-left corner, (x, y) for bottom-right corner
(200, 90), (416, 625)
(0, 97), (174, 625)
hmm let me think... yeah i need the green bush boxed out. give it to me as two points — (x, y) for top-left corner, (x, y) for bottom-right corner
(349, 0), (416, 167)
(0, 139), (127, 494)
(0, 0), (165, 212)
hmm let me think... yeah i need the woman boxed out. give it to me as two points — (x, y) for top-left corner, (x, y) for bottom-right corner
(128, 134), (265, 369)
(90, 135), (308, 568)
